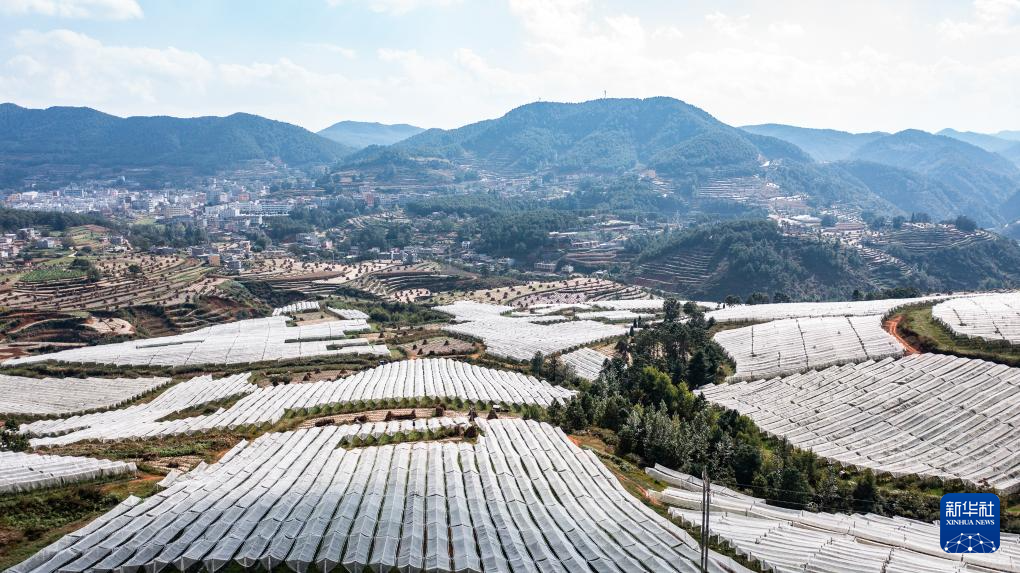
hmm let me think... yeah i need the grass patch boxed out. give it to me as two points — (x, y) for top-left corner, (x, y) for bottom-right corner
(573, 431), (764, 572)
(896, 303), (1020, 367)
(18, 267), (85, 284)
(0, 477), (158, 571)
(155, 393), (249, 422)
(38, 433), (248, 465)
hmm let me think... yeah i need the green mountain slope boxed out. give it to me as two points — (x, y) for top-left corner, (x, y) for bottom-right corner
(834, 161), (961, 221)
(366, 97), (889, 209)
(851, 129), (1020, 225)
(741, 124), (886, 162)
(394, 97), (799, 175)
(0, 103), (352, 183)
(628, 219), (1020, 299)
(937, 128), (1016, 153)
(318, 120), (424, 148)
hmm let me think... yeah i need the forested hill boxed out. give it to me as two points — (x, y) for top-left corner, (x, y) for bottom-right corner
(318, 120), (424, 148)
(850, 129), (1020, 225)
(740, 124), (887, 162)
(386, 97), (822, 183)
(0, 104), (353, 184)
(627, 219), (1020, 300)
(740, 123), (1020, 226)
(351, 97), (1011, 218)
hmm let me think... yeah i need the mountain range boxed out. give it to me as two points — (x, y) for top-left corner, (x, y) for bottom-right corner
(3, 98), (1020, 229)
(0, 103), (352, 185)
(740, 123), (1020, 224)
(318, 120), (424, 148)
(346, 97), (1018, 226)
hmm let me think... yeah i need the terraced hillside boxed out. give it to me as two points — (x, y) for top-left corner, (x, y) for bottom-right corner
(0, 255), (218, 311)
(628, 219), (1020, 298)
(865, 223), (993, 253)
(630, 245), (719, 293)
(347, 264), (474, 303)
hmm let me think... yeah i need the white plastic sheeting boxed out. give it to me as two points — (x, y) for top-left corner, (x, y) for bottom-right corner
(932, 292), (1020, 345)
(0, 451), (136, 494)
(8, 420), (751, 573)
(714, 315), (904, 381)
(22, 373), (255, 446)
(699, 354), (1020, 492)
(560, 348), (611, 381)
(326, 307), (370, 320)
(24, 360), (574, 447)
(648, 464), (1020, 573)
(2, 316), (388, 367)
(273, 301), (321, 316)
(0, 374), (170, 416)
(438, 301), (627, 361)
(705, 296), (953, 323)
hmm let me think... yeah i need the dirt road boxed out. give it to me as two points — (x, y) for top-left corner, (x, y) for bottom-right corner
(884, 314), (921, 354)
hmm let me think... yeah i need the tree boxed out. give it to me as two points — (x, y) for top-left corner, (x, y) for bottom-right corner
(820, 214), (837, 227)
(1, 419), (28, 452)
(954, 215), (978, 233)
(563, 397), (589, 432)
(910, 212), (931, 223)
(546, 399), (563, 425)
(775, 466), (813, 509)
(663, 298), (682, 322)
(530, 352), (545, 377)
(891, 215), (906, 229)
(732, 442), (762, 485)
(724, 295), (742, 306)
(687, 350), (712, 389)
(745, 292), (770, 305)
(598, 394), (630, 432)
(772, 292), (791, 303)
(852, 470), (879, 513)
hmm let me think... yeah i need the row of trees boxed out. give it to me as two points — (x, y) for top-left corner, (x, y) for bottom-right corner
(535, 299), (950, 519)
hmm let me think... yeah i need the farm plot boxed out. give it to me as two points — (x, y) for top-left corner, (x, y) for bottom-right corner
(699, 354), (1020, 492)
(648, 465), (1020, 573)
(23, 373), (255, 446)
(714, 315), (904, 381)
(326, 307), (369, 320)
(705, 296), (952, 323)
(560, 348), (611, 381)
(0, 374), (170, 416)
(9, 419), (749, 573)
(24, 360), (575, 446)
(0, 451), (136, 494)
(575, 310), (652, 322)
(2, 316), (387, 368)
(0, 255), (218, 311)
(430, 278), (653, 307)
(932, 292), (1020, 345)
(272, 301), (320, 316)
(438, 301), (627, 361)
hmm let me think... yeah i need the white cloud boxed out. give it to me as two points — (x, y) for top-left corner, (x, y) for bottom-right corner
(768, 21), (805, 37)
(705, 11), (749, 39)
(326, 0), (461, 16)
(3, 2), (1020, 133)
(939, 0), (1020, 39)
(0, 0), (142, 20)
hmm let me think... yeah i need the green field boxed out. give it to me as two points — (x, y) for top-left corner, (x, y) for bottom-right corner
(18, 267), (85, 284)
(897, 303), (1020, 367)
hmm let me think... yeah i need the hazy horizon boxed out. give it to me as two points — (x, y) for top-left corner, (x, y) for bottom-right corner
(2, 0), (1019, 133)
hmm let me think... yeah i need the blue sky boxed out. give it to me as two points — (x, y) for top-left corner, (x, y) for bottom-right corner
(1, 0), (1018, 133)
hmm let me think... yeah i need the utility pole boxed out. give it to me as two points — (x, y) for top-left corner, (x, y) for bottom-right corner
(701, 469), (711, 572)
